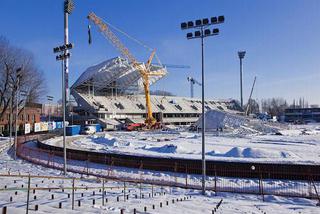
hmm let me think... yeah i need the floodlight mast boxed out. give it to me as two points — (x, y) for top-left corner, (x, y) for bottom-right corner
(238, 51), (246, 109)
(181, 15), (224, 196)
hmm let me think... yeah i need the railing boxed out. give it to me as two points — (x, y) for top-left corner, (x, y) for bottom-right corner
(16, 138), (320, 201)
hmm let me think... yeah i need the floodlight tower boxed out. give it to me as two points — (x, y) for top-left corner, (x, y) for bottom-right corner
(238, 51), (246, 109)
(64, 0), (74, 115)
(52, 0), (74, 175)
(180, 15), (225, 195)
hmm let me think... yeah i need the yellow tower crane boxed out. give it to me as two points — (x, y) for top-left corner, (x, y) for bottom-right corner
(87, 12), (166, 128)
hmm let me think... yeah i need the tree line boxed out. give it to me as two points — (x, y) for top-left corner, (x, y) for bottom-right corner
(0, 36), (46, 120)
(245, 97), (311, 117)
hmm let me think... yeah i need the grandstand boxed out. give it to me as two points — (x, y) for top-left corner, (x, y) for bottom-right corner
(71, 57), (243, 129)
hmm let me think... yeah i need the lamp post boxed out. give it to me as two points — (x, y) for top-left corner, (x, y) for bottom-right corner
(238, 51), (246, 109)
(180, 16), (224, 195)
(53, 44), (73, 175)
(14, 67), (22, 160)
(20, 90), (28, 141)
(52, 0), (74, 176)
(47, 96), (54, 123)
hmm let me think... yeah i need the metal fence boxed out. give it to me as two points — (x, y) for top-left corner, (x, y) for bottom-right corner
(15, 138), (320, 202)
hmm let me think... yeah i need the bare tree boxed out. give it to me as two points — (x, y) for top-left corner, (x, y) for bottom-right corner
(261, 98), (288, 116)
(0, 36), (47, 120)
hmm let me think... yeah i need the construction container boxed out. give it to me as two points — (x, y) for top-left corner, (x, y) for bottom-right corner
(91, 124), (102, 132)
(66, 125), (81, 136)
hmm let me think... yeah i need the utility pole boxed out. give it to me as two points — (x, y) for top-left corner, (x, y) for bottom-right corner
(238, 51), (246, 109)
(181, 16), (225, 195)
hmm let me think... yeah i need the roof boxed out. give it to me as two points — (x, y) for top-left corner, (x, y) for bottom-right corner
(71, 57), (167, 93)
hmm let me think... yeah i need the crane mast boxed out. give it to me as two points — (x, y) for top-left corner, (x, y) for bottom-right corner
(187, 76), (201, 98)
(87, 12), (166, 127)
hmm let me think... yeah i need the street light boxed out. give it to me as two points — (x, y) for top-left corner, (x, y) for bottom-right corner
(47, 95), (54, 123)
(180, 15), (224, 195)
(20, 90), (28, 142)
(238, 51), (246, 109)
(14, 67), (22, 160)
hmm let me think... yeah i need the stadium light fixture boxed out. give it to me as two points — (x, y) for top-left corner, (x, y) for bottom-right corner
(64, 0), (74, 14)
(180, 15), (225, 196)
(238, 51), (246, 109)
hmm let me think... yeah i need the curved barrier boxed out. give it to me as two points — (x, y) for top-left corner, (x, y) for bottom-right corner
(15, 135), (320, 200)
(36, 139), (320, 181)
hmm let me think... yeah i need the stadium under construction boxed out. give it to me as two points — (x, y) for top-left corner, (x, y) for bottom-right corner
(71, 57), (243, 129)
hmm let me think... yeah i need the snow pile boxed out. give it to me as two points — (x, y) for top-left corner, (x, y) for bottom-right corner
(143, 144), (185, 154)
(72, 134), (119, 150)
(207, 147), (298, 159)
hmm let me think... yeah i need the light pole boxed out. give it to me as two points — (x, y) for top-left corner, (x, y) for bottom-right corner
(54, 44), (73, 175)
(64, 0), (74, 117)
(47, 95), (54, 123)
(238, 51), (246, 109)
(20, 90), (28, 141)
(180, 16), (224, 195)
(14, 68), (22, 160)
(53, 0), (74, 176)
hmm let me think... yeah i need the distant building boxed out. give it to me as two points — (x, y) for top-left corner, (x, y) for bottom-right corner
(0, 103), (42, 135)
(284, 108), (320, 123)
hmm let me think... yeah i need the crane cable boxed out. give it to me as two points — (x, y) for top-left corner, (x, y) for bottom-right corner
(98, 17), (163, 66)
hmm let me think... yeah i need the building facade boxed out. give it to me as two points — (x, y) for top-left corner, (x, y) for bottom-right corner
(0, 103), (42, 135)
(284, 108), (320, 123)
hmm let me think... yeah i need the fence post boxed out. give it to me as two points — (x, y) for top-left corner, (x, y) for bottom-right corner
(123, 181), (126, 202)
(72, 178), (75, 210)
(259, 171), (264, 201)
(185, 165), (188, 187)
(152, 184), (154, 197)
(86, 154), (89, 176)
(102, 179), (105, 206)
(26, 174), (31, 214)
(214, 165), (217, 195)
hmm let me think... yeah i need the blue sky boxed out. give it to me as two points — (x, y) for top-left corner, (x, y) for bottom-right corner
(1, 0), (320, 105)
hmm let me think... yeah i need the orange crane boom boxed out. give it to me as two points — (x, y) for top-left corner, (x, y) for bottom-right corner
(87, 12), (166, 127)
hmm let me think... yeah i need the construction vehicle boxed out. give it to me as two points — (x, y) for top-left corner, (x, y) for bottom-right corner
(187, 76), (201, 98)
(87, 12), (166, 128)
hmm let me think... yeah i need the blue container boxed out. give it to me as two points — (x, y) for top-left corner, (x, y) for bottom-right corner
(91, 124), (102, 132)
(66, 125), (81, 136)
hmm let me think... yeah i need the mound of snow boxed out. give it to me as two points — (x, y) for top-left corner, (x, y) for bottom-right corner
(211, 147), (298, 159)
(276, 129), (302, 136)
(144, 144), (181, 153)
(88, 134), (118, 147)
(225, 147), (243, 157)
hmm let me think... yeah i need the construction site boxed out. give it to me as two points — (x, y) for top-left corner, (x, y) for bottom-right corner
(1, 0), (320, 213)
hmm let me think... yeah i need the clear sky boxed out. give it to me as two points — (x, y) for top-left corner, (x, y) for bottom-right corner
(1, 0), (319, 105)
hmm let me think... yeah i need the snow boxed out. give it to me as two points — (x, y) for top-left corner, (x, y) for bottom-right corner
(0, 146), (319, 213)
(44, 124), (320, 164)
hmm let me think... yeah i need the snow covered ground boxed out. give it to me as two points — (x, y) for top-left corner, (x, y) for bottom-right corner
(1, 145), (320, 213)
(44, 124), (320, 164)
